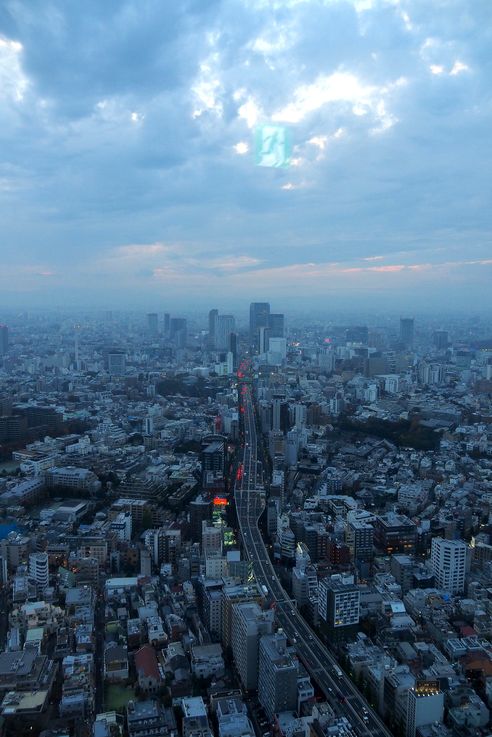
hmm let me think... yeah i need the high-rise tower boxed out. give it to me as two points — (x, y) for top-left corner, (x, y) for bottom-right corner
(250, 303), (270, 351)
(0, 325), (8, 356)
(399, 317), (414, 348)
(208, 309), (218, 349)
(147, 313), (159, 336)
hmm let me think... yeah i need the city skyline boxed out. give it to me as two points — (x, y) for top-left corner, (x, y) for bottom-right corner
(1, 1), (492, 310)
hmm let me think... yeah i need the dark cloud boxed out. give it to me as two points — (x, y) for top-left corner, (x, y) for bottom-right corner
(0, 0), (491, 310)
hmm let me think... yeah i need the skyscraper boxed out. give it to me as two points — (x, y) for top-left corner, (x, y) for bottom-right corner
(147, 313), (159, 336)
(258, 326), (269, 355)
(399, 317), (414, 348)
(229, 332), (238, 370)
(268, 313), (285, 338)
(249, 302), (270, 346)
(216, 315), (235, 351)
(0, 325), (8, 356)
(163, 313), (170, 336)
(169, 317), (187, 348)
(430, 537), (467, 594)
(208, 309), (218, 349)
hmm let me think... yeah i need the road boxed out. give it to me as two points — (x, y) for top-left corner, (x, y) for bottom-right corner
(234, 371), (394, 737)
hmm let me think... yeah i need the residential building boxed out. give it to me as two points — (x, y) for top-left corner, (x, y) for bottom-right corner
(232, 602), (274, 690)
(430, 538), (467, 595)
(258, 632), (298, 719)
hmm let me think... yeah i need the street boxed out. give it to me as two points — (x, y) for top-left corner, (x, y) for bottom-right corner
(234, 368), (394, 737)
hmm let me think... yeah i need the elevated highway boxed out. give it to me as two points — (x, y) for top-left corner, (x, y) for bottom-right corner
(234, 371), (394, 737)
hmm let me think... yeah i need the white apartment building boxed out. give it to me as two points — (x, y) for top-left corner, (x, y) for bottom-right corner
(406, 685), (444, 737)
(430, 538), (467, 595)
(29, 552), (49, 589)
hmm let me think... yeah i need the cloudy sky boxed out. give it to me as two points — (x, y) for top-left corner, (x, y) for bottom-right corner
(1, 0), (491, 312)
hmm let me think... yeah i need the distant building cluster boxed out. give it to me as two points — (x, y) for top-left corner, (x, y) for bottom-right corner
(0, 306), (490, 737)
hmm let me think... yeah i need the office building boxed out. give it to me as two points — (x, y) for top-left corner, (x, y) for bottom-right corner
(374, 513), (417, 555)
(232, 602), (274, 690)
(292, 544), (318, 608)
(384, 666), (416, 731)
(279, 525), (296, 561)
(390, 555), (414, 594)
(229, 332), (238, 369)
(202, 522), (222, 556)
(107, 352), (126, 377)
(190, 496), (212, 542)
(430, 538), (467, 594)
(268, 337), (287, 363)
(258, 326), (269, 355)
(291, 403), (307, 428)
(0, 325), (8, 356)
(170, 318), (187, 348)
(147, 313), (159, 336)
(406, 683), (444, 737)
(419, 362), (444, 386)
(258, 632), (298, 719)
(29, 552), (49, 589)
(285, 428), (300, 467)
(147, 528), (181, 566)
(345, 518), (374, 563)
(268, 313), (284, 338)
(208, 309), (218, 348)
(216, 315), (235, 351)
(272, 396), (289, 433)
(318, 574), (360, 638)
(201, 437), (226, 483)
(163, 312), (170, 336)
(222, 583), (263, 649)
(433, 330), (448, 351)
(250, 302), (270, 349)
(201, 582), (224, 642)
(400, 317), (414, 348)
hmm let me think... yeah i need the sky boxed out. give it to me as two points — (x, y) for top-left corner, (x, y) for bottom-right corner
(0, 0), (491, 312)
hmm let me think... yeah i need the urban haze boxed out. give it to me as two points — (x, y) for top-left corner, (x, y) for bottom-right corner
(1, 4), (492, 737)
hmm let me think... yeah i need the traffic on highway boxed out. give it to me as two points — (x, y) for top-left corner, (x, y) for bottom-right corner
(234, 361), (394, 737)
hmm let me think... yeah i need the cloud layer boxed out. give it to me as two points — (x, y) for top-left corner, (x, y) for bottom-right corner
(0, 0), (491, 310)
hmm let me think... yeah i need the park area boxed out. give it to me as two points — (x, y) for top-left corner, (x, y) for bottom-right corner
(104, 685), (136, 711)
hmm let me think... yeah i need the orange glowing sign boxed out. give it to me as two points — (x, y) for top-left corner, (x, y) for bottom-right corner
(214, 497), (228, 506)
